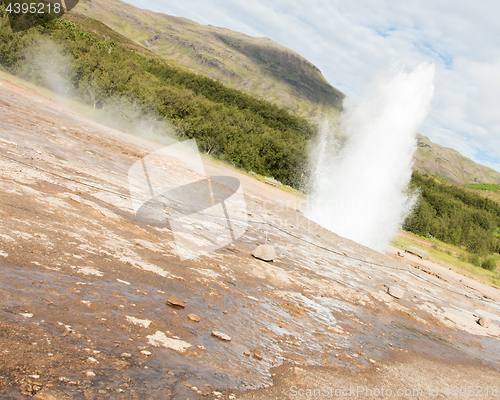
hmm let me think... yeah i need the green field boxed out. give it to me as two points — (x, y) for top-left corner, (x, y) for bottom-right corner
(466, 183), (500, 191)
(392, 232), (500, 288)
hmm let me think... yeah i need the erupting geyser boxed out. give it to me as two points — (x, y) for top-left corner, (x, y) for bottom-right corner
(306, 63), (435, 251)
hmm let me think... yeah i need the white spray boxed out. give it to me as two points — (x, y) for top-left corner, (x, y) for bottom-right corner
(306, 63), (435, 251)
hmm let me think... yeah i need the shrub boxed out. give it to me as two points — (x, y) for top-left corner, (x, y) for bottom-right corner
(481, 256), (497, 271)
(468, 254), (481, 267)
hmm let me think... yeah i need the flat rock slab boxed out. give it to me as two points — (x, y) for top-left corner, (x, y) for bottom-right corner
(388, 286), (405, 299)
(212, 331), (231, 341)
(167, 296), (185, 308)
(251, 244), (276, 262)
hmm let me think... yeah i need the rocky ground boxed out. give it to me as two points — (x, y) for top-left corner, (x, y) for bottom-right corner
(0, 76), (499, 399)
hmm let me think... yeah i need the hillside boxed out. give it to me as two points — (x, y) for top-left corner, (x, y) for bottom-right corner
(72, 0), (500, 183)
(405, 171), (500, 262)
(414, 134), (500, 185)
(73, 0), (345, 119)
(0, 6), (317, 187)
(73, 1), (500, 186)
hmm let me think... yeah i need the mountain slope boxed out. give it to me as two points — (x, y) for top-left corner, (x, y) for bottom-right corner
(73, 0), (345, 119)
(414, 134), (500, 185)
(73, 1), (500, 185)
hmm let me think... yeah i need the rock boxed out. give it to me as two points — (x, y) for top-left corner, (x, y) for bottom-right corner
(140, 350), (152, 356)
(478, 317), (491, 328)
(211, 331), (231, 341)
(86, 371), (96, 377)
(32, 389), (62, 400)
(251, 244), (276, 262)
(120, 353), (132, 359)
(253, 352), (263, 360)
(388, 286), (405, 299)
(187, 314), (201, 322)
(243, 350), (251, 356)
(166, 296), (185, 308)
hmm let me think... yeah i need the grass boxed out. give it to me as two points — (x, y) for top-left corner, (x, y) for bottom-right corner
(207, 157), (306, 198)
(391, 231), (500, 288)
(466, 183), (500, 191)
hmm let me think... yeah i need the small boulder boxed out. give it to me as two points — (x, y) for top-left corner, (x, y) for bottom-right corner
(253, 352), (263, 361)
(167, 296), (185, 308)
(388, 286), (405, 299)
(251, 244), (276, 262)
(478, 317), (491, 328)
(187, 314), (201, 322)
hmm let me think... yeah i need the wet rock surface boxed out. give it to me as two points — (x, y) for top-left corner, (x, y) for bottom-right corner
(0, 78), (500, 399)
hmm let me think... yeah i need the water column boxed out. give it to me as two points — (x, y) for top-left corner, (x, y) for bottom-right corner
(306, 63), (435, 251)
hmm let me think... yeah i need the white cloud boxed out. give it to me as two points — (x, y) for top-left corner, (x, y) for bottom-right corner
(125, 0), (500, 173)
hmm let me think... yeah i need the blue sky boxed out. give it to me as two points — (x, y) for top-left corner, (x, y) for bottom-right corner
(123, 0), (500, 173)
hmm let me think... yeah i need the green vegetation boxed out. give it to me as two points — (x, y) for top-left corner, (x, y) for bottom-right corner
(392, 233), (500, 286)
(481, 256), (497, 271)
(404, 171), (500, 270)
(0, 4), (316, 187)
(75, 0), (345, 120)
(466, 183), (500, 191)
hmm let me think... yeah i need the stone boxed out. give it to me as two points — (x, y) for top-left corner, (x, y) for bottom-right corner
(243, 350), (251, 356)
(251, 244), (276, 262)
(86, 371), (96, 377)
(187, 314), (201, 322)
(120, 353), (132, 359)
(388, 286), (405, 299)
(478, 317), (491, 328)
(211, 331), (231, 341)
(253, 352), (263, 360)
(167, 296), (185, 308)
(32, 389), (61, 400)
